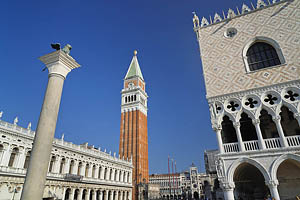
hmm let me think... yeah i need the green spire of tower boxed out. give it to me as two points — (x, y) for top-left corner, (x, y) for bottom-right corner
(124, 50), (144, 80)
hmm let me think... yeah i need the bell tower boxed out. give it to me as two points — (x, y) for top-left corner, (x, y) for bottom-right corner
(119, 50), (149, 200)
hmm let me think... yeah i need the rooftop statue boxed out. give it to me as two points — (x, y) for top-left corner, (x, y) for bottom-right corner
(50, 43), (72, 55)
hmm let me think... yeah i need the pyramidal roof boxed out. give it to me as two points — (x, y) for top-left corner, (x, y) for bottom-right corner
(124, 50), (144, 80)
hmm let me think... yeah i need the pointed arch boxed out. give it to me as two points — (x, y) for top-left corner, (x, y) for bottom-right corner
(270, 153), (300, 180)
(227, 157), (271, 183)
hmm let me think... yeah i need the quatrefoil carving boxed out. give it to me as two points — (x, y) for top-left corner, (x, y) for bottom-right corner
(264, 94), (278, 105)
(227, 101), (239, 112)
(284, 90), (299, 101)
(245, 98), (258, 108)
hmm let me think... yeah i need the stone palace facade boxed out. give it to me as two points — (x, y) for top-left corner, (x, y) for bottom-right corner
(193, 0), (300, 199)
(0, 116), (133, 200)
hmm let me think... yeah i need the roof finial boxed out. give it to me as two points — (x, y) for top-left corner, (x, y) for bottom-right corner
(134, 50), (138, 56)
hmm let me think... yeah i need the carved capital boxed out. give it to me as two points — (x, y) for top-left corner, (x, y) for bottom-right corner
(212, 124), (222, 131)
(266, 179), (279, 187)
(233, 122), (240, 128)
(272, 115), (281, 122)
(221, 181), (235, 190)
(294, 113), (300, 119)
(252, 119), (260, 125)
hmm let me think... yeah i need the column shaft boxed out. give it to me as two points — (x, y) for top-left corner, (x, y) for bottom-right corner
(273, 116), (288, 147)
(252, 120), (266, 149)
(234, 123), (245, 152)
(215, 129), (224, 153)
(21, 74), (65, 200)
(223, 189), (235, 200)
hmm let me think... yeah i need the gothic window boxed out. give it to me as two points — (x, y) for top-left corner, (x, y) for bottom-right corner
(98, 166), (102, 178)
(23, 151), (31, 169)
(280, 106), (300, 137)
(221, 116), (238, 144)
(259, 110), (279, 139)
(125, 97), (127, 103)
(240, 113), (258, 141)
(246, 42), (281, 71)
(8, 147), (19, 167)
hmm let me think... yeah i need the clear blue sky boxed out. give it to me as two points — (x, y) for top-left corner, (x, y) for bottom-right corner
(0, 0), (244, 173)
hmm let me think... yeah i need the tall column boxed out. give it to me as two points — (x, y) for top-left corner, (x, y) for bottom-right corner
(86, 189), (91, 200)
(110, 191), (114, 200)
(233, 122), (245, 152)
(62, 187), (67, 200)
(64, 158), (70, 174)
(120, 171), (124, 182)
(53, 156), (61, 173)
(17, 148), (26, 168)
(0, 144), (10, 166)
(72, 160), (79, 175)
(266, 180), (280, 200)
(214, 127), (224, 153)
(111, 169), (116, 181)
(106, 168), (110, 180)
(99, 191), (103, 200)
(93, 190), (97, 200)
(106, 191), (109, 200)
(78, 189), (83, 200)
(128, 191), (132, 200)
(116, 170), (120, 182)
(80, 163), (86, 176)
(21, 48), (80, 200)
(100, 167), (105, 179)
(95, 165), (99, 179)
(252, 119), (266, 150)
(120, 191), (123, 200)
(272, 116), (288, 147)
(69, 188), (75, 200)
(87, 164), (92, 178)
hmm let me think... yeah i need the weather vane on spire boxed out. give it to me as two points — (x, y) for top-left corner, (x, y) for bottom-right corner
(134, 50), (138, 56)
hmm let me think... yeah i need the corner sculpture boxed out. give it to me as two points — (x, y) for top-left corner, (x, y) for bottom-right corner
(51, 43), (72, 55)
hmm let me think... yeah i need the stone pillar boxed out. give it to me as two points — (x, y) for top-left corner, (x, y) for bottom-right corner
(266, 180), (280, 200)
(72, 160), (79, 175)
(81, 163), (86, 176)
(64, 158), (70, 174)
(294, 113), (300, 126)
(86, 189), (91, 200)
(0, 144), (10, 166)
(70, 188), (75, 200)
(62, 187), (67, 200)
(100, 167), (105, 179)
(106, 191), (109, 200)
(252, 119), (266, 150)
(95, 165), (99, 179)
(111, 169), (115, 181)
(222, 182), (235, 200)
(78, 189), (83, 200)
(17, 148), (26, 168)
(233, 122), (245, 152)
(214, 127), (224, 153)
(88, 164), (92, 178)
(99, 191), (103, 200)
(93, 190), (97, 200)
(120, 171), (124, 182)
(20, 49), (80, 200)
(116, 170), (120, 182)
(106, 168), (110, 180)
(110, 191), (114, 200)
(128, 191), (132, 200)
(120, 191), (123, 200)
(53, 156), (61, 173)
(272, 116), (288, 147)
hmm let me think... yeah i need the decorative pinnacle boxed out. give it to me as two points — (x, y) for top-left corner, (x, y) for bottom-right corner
(134, 50), (138, 56)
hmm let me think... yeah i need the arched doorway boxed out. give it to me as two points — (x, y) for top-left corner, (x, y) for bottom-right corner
(193, 192), (199, 200)
(233, 163), (269, 199)
(277, 159), (300, 199)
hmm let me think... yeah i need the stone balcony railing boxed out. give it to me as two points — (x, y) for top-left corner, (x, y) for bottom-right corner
(0, 166), (132, 187)
(222, 135), (300, 154)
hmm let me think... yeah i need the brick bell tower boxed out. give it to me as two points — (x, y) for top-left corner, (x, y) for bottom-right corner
(119, 50), (149, 200)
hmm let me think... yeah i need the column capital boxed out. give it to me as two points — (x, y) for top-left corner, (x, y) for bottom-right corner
(272, 115), (281, 122)
(221, 181), (235, 191)
(294, 113), (300, 118)
(39, 50), (80, 79)
(252, 118), (260, 125)
(233, 122), (240, 128)
(265, 179), (279, 187)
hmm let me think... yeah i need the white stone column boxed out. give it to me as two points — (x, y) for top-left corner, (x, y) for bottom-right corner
(87, 164), (92, 178)
(64, 158), (70, 174)
(62, 187), (67, 200)
(111, 169), (116, 181)
(86, 189), (91, 200)
(106, 168), (110, 180)
(53, 156), (61, 173)
(223, 189), (234, 200)
(69, 188), (75, 200)
(21, 49), (80, 200)
(233, 122), (245, 152)
(128, 191), (132, 200)
(214, 127), (224, 153)
(120, 171), (124, 182)
(272, 116), (288, 147)
(95, 165), (99, 179)
(266, 180), (280, 200)
(105, 191), (109, 200)
(17, 148), (26, 168)
(99, 191), (103, 200)
(93, 190), (97, 200)
(294, 113), (300, 126)
(120, 191), (123, 200)
(72, 160), (79, 175)
(124, 172), (128, 183)
(100, 167), (105, 179)
(80, 163), (86, 176)
(252, 119), (266, 150)
(110, 191), (114, 200)
(116, 170), (120, 182)
(0, 144), (10, 166)
(78, 189), (83, 200)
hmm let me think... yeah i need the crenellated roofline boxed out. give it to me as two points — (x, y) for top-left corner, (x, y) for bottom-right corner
(192, 0), (290, 30)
